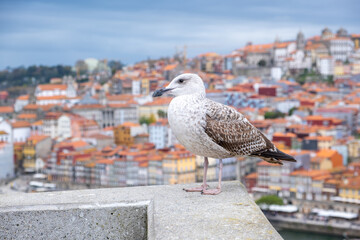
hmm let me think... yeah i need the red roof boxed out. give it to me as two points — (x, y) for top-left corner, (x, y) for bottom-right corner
(0, 106), (14, 113)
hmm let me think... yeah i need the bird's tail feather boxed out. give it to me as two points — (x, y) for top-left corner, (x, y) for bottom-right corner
(251, 149), (296, 165)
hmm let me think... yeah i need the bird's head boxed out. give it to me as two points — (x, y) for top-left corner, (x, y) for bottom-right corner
(152, 73), (205, 98)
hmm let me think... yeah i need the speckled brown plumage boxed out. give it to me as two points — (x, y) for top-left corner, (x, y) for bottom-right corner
(204, 100), (295, 164)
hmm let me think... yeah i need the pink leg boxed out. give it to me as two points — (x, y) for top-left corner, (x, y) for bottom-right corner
(183, 157), (209, 192)
(202, 159), (222, 195)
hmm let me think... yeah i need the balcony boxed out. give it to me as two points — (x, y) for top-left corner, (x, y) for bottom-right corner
(0, 181), (282, 240)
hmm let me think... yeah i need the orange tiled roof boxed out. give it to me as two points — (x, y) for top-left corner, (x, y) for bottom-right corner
(290, 169), (328, 178)
(317, 149), (338, 158)
(339, 176), (360, 190)
(150, 119), (168, 126)
(0, 106), (14, 113)
(198, 52), (220, 58)
(257, 161), (278, 166)
(37, 84), (67, 91)
(103, 126), (114, 131)
(275, 41), (294, 48)
(72, 104), (104, 109)
(37, 95), (67, 100)
(245, 172), (257, 179)
(11, 121), (31, 128)
(17, 113), (37, 119)
(163, 64), (178, 71)
(273, 132), (297, 138)
(107, 94), (133, 102)
(96, 159), (114, 165)
(27, 135), (48, 143)
(144, 97), (172, 106)
(17, 95), (29, 101)
(121, 122), (140, 127)
(239, 43), (274, 52)
(32, 120), (43, 126)
(305, 136), (334, 141)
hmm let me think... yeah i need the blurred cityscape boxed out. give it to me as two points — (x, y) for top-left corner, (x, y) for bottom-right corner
(1, 27), (360, 237)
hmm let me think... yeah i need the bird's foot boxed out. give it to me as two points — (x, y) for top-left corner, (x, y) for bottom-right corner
(183, 184), (209, 192)
(201, 187), (221, 195)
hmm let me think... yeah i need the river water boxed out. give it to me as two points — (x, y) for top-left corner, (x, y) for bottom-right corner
(278, 229), (344, 240)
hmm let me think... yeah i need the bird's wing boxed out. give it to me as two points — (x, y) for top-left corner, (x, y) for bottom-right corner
(204, 99), (272, 156)
(204, 100), (296, 164)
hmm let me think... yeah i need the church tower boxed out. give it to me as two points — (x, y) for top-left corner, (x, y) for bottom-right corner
(296, 31), (305, 50)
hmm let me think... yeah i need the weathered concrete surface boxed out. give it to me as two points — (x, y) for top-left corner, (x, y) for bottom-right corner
(0, 181), (282, 240)
(0, 202), (149, 240)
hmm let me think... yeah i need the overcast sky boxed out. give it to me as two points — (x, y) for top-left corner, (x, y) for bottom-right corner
(0, 0), (359, 69)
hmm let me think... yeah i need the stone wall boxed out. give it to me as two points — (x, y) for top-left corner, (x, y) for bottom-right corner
(0, 181), (282, 240)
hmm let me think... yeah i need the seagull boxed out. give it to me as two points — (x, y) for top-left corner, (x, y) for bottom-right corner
(153, 73), (296, 195)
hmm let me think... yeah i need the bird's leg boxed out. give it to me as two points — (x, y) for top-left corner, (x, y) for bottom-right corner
(183, 157), (209, 192)
(202, 159), (222, 195)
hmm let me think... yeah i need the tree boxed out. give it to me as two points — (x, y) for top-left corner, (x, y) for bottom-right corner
(157, 110), (167, 118)
(264, 111), (285, 119)
(139, 116), (150, 125)
(149, 113), (156, 124)
(108, 60), (124, 75)
(288, 107), (298, 116)
(139, 114), (157, 125)
(75, 60), (88, 76)
(258, 59), (266, 67)
(255, 195), (283, 205)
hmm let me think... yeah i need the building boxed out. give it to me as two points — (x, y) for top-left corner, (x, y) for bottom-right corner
(113, 122), (146, 146)
(35, 83), (76, 98)
(72, 103), (138, 129)
(272, 132), (297, 148)
(0, 141), (14, 179)
(290, 170), (329, 201)
(0, 119), (12, 143)
(139, 97), (172, 120)
(23, 135), (51, 173)
(162, 150), (196, 185)
(43, 112), (62, 138)
(149, 119), (177, 149)
(148, 155), (163, 185)
(245, 172), (257, 193)
(338, 177), (360, 200)
(316, 56), (334, 76)
(0, 106), (14, 119)
(314, 107), (357, 132)
(328, 37), (354, 62)
(11, 121), (31, 142)
(311, 149), (343, 170)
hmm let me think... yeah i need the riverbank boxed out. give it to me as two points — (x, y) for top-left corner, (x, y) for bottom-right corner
(278, 229), (343, 240)
(268, 215), (360, 238)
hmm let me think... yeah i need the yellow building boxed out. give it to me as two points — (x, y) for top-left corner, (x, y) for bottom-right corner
(334, 63), (346, 77)
(139, 97), (172, 120)
(162, 150), (196, 185)
(23, 141), (36, 172)
(348, 140), (360, 159)
(13, 142), (25, 172)
(339, 177), (360, 200)
(114, 124), (134, 146)
(23, 135), (50, 172)
(352, 63), (360, 75)
(141, 78), (150, 95)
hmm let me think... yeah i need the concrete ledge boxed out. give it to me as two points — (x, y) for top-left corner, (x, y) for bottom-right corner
(0, 181), (282, 240)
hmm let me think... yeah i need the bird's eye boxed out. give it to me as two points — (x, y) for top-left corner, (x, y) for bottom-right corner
(178, 79), (184, 84)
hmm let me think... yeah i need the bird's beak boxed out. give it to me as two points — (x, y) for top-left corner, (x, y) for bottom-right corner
(152, 88), (174, 97)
